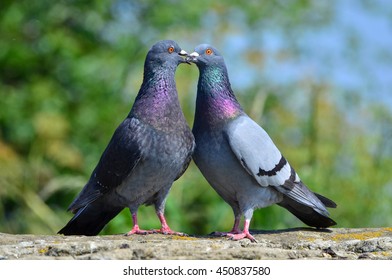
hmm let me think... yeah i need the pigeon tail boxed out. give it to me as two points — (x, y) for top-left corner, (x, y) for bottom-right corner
(277, 196), (337, 228)
(314, 192), (337, 208)
(58, 199), (123, 236)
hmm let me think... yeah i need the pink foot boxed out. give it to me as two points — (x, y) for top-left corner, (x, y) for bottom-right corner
(154, 212), (187, 236)
(225, 219), (257, 242)
(211, 229), (242, 237)
(154, 225), (187, 236)
(228, 231), (257, 242)
(211, 217), (242, 237)
(125, 225), (155, 236)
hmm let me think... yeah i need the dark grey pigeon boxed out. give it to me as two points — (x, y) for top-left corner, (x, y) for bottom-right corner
(187, 44), (336, 242)
(58, 40), (195, 236)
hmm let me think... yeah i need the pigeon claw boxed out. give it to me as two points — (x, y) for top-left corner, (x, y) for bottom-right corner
(154, 227), (188, 236)
(210, 229), (242, 237)
(125, 228), (156, 236)
(227, 232), (257, 243)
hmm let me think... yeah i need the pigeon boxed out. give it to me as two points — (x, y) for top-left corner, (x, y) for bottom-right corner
(186, 44), (336, 242)
(58, 40), (195, 236)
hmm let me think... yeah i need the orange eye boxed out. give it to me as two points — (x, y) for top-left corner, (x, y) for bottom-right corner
(205, 48), (213, 55)
(168, 46), (175, 53)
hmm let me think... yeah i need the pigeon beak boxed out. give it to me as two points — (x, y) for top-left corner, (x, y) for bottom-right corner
(185, 51), (199, 64)
(179, 49), (187, 56)
(178, 49), (189, 64)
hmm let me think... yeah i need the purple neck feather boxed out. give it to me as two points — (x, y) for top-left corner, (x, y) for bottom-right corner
(130, 67), (184, 129)
(194, 66), (243, 128)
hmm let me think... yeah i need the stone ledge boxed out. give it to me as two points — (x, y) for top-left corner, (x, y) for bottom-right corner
(0, 228), (391, 260)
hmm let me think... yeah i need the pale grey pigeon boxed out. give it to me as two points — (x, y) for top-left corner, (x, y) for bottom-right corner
(59, 40), (195, 236)
(187, 44), (336, 242)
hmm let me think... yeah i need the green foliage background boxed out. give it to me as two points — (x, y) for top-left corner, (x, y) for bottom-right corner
(1, 0), (391, 235)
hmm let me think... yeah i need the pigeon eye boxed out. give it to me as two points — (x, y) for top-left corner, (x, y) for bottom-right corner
(205, 48), (213, 55)
(168, 46), (175, 53)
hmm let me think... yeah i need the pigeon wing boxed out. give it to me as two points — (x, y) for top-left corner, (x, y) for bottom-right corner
(224, 115), (330, 216)
(68, 117), (142, 212)
(224, 115), (291, 187)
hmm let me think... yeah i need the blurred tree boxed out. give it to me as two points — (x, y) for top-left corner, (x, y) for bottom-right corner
(0, 0), (391, 235)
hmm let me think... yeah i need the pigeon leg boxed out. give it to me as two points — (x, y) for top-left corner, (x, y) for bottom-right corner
(228, 219), (257, 242)
(153, 212), (187, 236)
(211, 215), (242, 236)
(126, 213), (155, 235)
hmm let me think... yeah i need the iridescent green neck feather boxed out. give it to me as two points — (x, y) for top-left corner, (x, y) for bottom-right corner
(194, 63), (243, 129)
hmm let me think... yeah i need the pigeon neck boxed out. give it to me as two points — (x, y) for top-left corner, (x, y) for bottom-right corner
(130, 67), (184, 129)
(140, 65), (177, 98)
(195, 66), (243, 126)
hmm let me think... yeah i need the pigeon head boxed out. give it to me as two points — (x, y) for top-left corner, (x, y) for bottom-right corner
(145, 40), (188, 71)
(132, 40), (189, 127)
(186, 44), (230, 85)
(138, 40), (187, 102)
(186, 44), (224, 68)
(188, 44), (243, 124)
